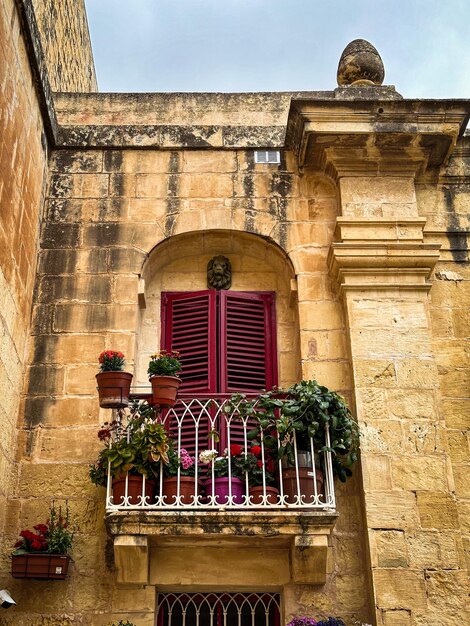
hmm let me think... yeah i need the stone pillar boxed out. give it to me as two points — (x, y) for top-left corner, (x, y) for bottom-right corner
(286, 96), (469, 624)
(329, 177), (442, 624)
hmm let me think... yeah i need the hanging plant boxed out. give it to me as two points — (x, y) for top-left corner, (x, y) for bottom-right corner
(228, 379), (360, 482)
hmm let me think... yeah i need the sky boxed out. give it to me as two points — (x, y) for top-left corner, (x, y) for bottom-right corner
(84, 0), (470, 98)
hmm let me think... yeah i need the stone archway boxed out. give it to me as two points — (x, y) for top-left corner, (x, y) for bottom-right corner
(137, 229), (301, 388)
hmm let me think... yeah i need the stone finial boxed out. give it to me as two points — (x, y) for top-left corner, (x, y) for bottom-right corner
(337, 39), (385, 86)
(207, 255), (231, 290)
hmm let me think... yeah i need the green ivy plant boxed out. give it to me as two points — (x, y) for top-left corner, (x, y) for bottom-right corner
(228, 379), (360, 482)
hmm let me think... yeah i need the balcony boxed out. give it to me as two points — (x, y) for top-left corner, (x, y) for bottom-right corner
(105, 394), (336, 511)
(104, 393), (339, 586)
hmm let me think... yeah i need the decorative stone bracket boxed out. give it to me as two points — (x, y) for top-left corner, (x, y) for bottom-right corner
(286, 98), (469, 177)
(108, 511), (337, 585)
(114, 535), (149, 584)
(290, 533), (329, 585)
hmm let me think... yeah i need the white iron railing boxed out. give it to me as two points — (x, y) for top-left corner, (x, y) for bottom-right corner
(105, 395), (336, 511)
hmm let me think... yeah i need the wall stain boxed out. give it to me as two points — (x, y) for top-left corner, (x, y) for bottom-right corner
(443, 186), (469, 263)
(165, 151), (181, 236)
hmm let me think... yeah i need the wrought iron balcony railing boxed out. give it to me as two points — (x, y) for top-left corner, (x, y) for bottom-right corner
(105, 394), (336, 512)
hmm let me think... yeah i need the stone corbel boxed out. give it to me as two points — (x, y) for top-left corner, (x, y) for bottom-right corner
(290, 533), (329, 585)
(114, 535), (149, 584)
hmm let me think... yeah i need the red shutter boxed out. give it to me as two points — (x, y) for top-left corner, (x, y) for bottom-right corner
(161, 291), (217, 455)
(161, 290), (217, 393)
(161, 290), (278, 454)
(219, 291), (278, 450)
(219, 291), (278, 393)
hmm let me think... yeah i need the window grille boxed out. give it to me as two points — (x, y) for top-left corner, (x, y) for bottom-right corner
(254, 151), (281, 164)
(156, 592), (281, 626)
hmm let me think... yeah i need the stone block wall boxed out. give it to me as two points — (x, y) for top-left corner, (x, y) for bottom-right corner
(2, 142), (373, 625)
(0, 0), (48, 539)
(31, 0), (97, 92)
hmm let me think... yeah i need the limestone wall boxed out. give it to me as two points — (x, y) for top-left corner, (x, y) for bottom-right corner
(4, 146), (373, 625)
(31, 0), (97, 92)
(418, 138), (470, 610)
(0, 0), (48, 541)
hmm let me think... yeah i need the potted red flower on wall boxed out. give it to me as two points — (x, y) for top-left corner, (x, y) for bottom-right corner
(96, 350), (133, 408)
(147, 350), (182, 407)
(11, 502), (74, 580)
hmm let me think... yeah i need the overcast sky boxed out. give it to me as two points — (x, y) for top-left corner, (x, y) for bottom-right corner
(84, 0), (469, 98)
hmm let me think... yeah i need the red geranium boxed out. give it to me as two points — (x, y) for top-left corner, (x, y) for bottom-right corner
(229, 444), (242, 456)
(98, 350), (126, 372)
(251, 445), (262, 457)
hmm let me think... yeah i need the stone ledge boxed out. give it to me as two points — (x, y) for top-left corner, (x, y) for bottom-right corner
(106, 510), (338, 585)
(106, 509), (338, 537)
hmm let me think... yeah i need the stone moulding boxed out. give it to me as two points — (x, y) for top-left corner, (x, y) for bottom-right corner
(286, 99), (470, 176)
(328, 242), (441, 292)
(107, 510), (337, 586)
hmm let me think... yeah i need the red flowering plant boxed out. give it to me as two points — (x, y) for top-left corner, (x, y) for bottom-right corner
(239, 444), (276, 487)
(98, 350), (126, 372)
(13, 502), (74, 556)
(198, 443), (275, 484)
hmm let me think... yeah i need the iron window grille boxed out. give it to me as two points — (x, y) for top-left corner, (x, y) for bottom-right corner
(157, 592), (281, 626)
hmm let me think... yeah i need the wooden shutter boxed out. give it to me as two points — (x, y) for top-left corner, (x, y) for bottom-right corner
(219, 291), (278, 450)
(161, 291), (217, 455)
(161, 289), (278, 453)
(161, 290), (217, 393)
(219, 291), (278, 393)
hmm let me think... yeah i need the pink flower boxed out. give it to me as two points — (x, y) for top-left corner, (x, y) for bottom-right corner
(180, 449), (195, 470)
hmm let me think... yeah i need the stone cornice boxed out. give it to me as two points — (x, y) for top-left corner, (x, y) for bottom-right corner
(286, 99), (470, 179)
(328, 242), (441, 291)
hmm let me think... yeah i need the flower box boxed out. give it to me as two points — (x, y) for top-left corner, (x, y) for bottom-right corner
(11, 553), (71, 580)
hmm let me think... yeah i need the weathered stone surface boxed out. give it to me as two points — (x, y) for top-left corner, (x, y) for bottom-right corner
(371, 530), (408, 568)
(416, 492), (459, 529)
(374, 569), (427, 611)
(337, 39), (385, 86)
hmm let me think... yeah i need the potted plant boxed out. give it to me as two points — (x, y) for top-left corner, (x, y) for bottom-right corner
(162, 444), (198, 505)
(147, 350), (182, 407)
(96, 350), (133, 408)
(11, 502), (74, 580)
(242, 444), (279, 505)
(287, 618), (347, 626)
(199, 444), (246, 505)
(231, 380), (359, 503)
(107, 621), (138, 626)
(89, 400), (170, 505)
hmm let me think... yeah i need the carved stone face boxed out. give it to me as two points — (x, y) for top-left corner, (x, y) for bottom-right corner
(207, 255), (231, 290)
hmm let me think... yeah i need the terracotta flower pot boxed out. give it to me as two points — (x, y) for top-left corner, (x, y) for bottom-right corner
(11, 553), (71, 579)
(248, 485), (279, 505)
(96, 371), (133, 409)
(150, 375), (181, 407)
(112, 475), (156, 505)
(204, 477), (245, 505)
(281, 466), (324, 504)
(163, 476), (199, 505)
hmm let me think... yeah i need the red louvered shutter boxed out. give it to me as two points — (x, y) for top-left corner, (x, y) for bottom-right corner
(161, 291), (217, 393)
(219, 291), (278, 393)
(161, 291), (217, 455)
(219, 291), (278, 449)
(161, 289), (278, 454)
